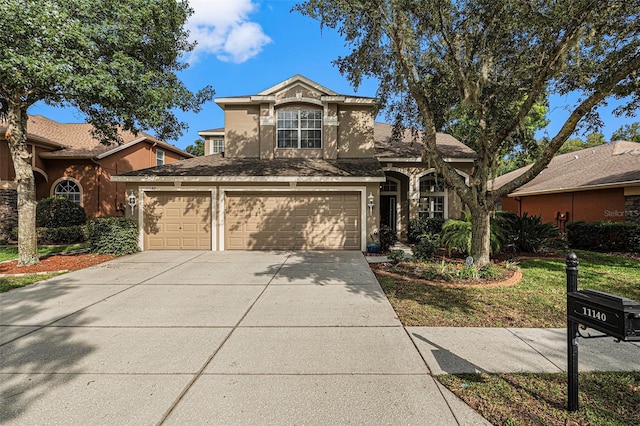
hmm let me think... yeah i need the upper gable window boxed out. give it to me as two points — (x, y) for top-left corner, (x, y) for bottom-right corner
(210, 137), (225, 154)
(276, 110), (322, 149)
(156, 149), (165, 166)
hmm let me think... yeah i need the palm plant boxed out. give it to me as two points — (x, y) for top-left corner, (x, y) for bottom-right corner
(441, 211), (502, 256)
(495, 212), (559, 253)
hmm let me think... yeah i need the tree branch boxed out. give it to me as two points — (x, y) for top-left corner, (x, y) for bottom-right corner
(494, 52), (640, 200)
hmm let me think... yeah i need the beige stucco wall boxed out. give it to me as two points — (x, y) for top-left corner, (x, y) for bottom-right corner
(337, 106), (375, 158)
(225, 105), (260, 158)
(222, 96), (375, 161)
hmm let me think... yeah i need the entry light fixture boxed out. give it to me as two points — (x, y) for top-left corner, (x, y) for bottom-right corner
(367, 192), (375, 216)
(127, 191), (137, 215)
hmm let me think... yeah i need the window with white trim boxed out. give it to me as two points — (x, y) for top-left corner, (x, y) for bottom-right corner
(419, 175), (445, 218)
(210, 137), (224, 154)
(276, 109), (322, 149)
(54, 179), (81, 204)
(156, 149), (165, 166)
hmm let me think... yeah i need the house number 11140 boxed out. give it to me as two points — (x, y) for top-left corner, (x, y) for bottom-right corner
(582, 307), (607, 322)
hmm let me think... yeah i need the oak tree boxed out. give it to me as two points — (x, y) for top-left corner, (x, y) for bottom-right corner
(0, 0), (213, 265)
(297, 0), (640, 265)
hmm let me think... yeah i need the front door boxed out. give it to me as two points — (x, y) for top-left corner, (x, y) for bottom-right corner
(380, 195), (397, 232)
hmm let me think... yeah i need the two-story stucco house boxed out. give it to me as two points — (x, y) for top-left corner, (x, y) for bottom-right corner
(113, 75), (475, 251)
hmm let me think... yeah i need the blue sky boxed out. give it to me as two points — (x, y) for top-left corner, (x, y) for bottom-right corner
(30, 0), (637, 151)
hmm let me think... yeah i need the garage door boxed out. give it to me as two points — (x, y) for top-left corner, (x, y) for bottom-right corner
(144, 192), (211, 250)
(225, 192), (360, 250)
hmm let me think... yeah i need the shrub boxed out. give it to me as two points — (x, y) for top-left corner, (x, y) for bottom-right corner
(36, 226), (86, 244)
(36, 197), (86, 228)
(388, 249), (406, 264)
(478, 263), (503, 280)
(374, 225), (398, 253)
(441, 212), (502, 255)
(567, 221), (640, 252)
(441, 218), (472, 254)
(413, 233), (440, 261)
(85, 217), (139, 256)
(495, 211), (559, 253)
(408, 217), (445, 243)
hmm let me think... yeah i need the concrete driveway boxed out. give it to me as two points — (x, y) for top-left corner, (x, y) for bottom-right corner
(0, 251), (488, 425)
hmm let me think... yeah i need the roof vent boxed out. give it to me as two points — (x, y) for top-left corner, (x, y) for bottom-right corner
(574, 155), (579, 160)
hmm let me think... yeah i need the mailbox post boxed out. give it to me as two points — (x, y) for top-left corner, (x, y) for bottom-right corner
(566, 252), (579, 412)
(565, 252), (640, 412)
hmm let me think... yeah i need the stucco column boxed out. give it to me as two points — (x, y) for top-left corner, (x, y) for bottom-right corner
(323, 103), (338, 159)
(259, 103), (274, 159)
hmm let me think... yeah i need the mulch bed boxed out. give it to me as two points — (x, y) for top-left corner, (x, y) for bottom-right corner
(0, 253), (115, 276)
(371, 262), (523, 288)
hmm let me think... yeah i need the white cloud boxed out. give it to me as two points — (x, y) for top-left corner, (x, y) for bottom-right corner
(186, 0), (272, 64)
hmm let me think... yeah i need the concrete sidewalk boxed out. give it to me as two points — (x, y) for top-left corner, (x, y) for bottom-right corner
(408, 327), (640, 375)
(1, 250), (638, 425)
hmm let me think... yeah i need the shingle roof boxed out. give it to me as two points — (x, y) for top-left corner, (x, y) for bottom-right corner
(492, 141), (640, 196)
(374, 122), (476, 159)
(116, 155), (385, 180)
(1, 115), (191, 159)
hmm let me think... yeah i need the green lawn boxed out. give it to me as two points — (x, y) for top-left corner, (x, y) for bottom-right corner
(0, 244), (87, 262)
(0, 273), (64, 292)
(376, 250), (640, 328)
(439, 372), (640, 426)
(375, 250), (640, 425)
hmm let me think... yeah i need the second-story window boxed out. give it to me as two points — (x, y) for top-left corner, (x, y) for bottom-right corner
(210, 137), (225, 154)
(276, 110), (322, 149)
(156, 149), (165, 166)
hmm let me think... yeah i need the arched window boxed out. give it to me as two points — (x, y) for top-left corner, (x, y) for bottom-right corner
(419, 174), (445, 218)
(54, 179), (82, 204)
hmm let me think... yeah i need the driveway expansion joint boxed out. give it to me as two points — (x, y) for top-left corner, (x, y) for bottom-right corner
(157, 252), (293, 425)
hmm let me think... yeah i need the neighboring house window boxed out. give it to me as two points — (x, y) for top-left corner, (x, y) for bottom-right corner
(419, 175), (445, 219)
(54, 179), (82, 204)
(276, 109), (322, 149)
(210, 137), (225, 154)
(156, 149), (165, 166)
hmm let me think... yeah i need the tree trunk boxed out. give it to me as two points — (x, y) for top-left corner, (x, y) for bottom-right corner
(5, 104), (39, 265)
(470, 206), (491, 267)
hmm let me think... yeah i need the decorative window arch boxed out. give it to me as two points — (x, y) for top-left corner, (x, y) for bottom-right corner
(52, 178), (82, 205)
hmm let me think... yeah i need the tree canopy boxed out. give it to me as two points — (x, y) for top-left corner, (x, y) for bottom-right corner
(186, 139), (205, 156)
(1, 0), (214, 264)
(297, 0), (640, 265)
(612, 122), (640, 142)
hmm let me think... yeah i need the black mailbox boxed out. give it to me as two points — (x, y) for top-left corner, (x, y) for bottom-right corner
(567, 289), (640, 341)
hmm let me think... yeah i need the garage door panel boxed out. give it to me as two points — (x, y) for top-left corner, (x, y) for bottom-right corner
(144, 192), (211, 250)
(225, 192), (360, 250)
(165, 224), (181, 232)
(181, 223), (197, 232)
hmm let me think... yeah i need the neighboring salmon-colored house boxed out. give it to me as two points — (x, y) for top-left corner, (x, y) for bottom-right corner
(1, 115), (192, 239)
(493, 141), (640, 231)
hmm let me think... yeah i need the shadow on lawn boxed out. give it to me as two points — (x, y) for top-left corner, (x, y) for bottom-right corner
(376, 274), (477, 314)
